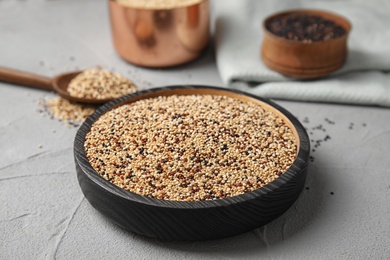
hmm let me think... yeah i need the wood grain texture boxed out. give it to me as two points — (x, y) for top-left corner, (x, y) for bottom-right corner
(74, 85), (310, 241)
(0, 66), (53, 90)
(261, 9), (351, 79)
(0, 67), (107, 104)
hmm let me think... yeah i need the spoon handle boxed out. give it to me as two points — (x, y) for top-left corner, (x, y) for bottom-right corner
(0, 66), (53, 91)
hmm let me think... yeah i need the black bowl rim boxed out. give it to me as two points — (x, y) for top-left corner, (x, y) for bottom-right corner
(74, 85), (310, 209)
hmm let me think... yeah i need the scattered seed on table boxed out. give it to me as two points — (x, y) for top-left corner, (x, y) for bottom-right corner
(325, 118), (335, 125)
(85, 94), (298, 201)
(39, 97), (96, 127)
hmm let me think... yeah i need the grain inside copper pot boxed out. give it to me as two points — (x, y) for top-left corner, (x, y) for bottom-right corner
(115, 0), (204, 9)
(85, 94), (298, 201)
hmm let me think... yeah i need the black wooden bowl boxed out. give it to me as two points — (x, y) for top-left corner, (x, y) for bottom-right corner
(74, 85), (310, 241)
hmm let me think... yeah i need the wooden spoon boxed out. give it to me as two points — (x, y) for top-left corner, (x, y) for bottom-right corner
(0, 66), (113, 104)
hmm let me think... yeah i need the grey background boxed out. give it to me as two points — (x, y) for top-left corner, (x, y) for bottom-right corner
(1, 0), (389, 259)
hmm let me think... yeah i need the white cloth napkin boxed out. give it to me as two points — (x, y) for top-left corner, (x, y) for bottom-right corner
(214, 0), (390, 107)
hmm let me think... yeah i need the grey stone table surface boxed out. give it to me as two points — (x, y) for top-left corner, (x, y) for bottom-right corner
(1, 1), (389, 259)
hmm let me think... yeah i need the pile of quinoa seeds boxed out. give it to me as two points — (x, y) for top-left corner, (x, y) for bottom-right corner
(67, 68), (137, 100)
(39, 68), (137, 126)
(85, 94), (298, 201)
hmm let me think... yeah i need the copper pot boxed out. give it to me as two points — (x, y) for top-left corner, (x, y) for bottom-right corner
(109, 0), (210, 68)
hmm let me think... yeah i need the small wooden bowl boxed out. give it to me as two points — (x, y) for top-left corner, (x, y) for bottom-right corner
(74, 85), (310, 241)
(261, 9), (351, 79)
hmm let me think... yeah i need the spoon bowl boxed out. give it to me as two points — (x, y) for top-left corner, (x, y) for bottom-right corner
(0, 66), (114, 105)
(52, 71), (114, 104)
